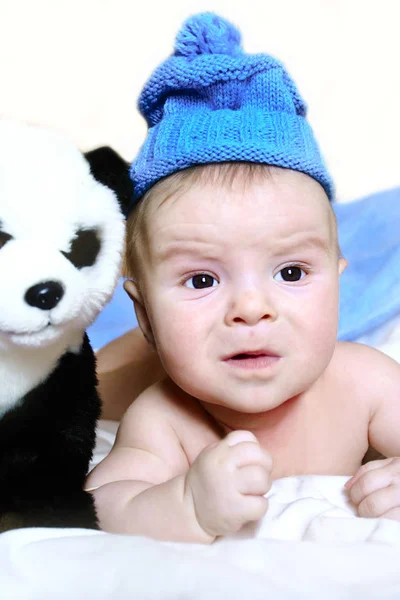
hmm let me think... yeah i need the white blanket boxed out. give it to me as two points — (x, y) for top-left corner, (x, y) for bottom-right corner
(235, 474), (400, 544)
(1, 419), (400, 599)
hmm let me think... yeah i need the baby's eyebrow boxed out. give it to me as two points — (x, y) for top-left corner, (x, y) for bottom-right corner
(153, 233), (333, 263)
(273, 234), (332, 256)
(154, 240), (216, 261)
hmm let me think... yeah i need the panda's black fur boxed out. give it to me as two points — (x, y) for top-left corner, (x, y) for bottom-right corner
(0, 123), (131, 531)
(0, 334), (100, 529)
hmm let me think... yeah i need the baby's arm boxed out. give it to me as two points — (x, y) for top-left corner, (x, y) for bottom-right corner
(87, 382), (271, 542)
(87, 384), (209, 541)
(345, 345), (400, 520)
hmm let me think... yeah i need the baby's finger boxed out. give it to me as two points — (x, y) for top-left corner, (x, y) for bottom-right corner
(350, 468), (394, 506)
(346, 457), (392, 490)
(237, 465), (271, 496)
(241, 494), (269, 522)
(230, 442), (273, 471)
(381, 506), (400, 522)
(225, 430), (258, 446)
(357, 484), (400, 518)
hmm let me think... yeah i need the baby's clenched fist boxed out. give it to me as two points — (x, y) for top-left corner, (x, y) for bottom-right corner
(184, 430), (272, 539)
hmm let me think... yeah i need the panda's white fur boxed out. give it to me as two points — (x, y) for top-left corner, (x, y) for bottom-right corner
(0, 120), (125, 414)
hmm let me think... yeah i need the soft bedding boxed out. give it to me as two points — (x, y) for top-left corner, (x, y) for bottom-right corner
(1, 417), (400, 599)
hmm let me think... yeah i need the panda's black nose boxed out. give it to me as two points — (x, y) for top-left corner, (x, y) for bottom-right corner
(24, 281), (64, 311)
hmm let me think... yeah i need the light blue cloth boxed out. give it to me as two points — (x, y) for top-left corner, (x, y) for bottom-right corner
(87, 279), (138, 351)
(87, 186), (400, 349)
(336, 186), (400, 341)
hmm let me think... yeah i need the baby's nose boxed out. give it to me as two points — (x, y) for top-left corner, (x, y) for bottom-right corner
(225, 288), (277, 326)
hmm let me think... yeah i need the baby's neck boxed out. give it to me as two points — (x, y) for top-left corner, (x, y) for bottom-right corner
(200, 391), (310, 440)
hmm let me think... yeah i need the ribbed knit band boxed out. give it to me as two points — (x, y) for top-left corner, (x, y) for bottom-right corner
(128, 13), (334, 212)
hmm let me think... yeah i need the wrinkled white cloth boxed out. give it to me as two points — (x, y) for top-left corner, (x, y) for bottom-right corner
(228, 474), (400, 544)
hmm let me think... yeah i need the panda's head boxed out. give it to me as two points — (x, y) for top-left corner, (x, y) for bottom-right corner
(0, 121), (129, 350)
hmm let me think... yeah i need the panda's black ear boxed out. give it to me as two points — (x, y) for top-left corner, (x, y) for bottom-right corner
(84, 146), (132, 217)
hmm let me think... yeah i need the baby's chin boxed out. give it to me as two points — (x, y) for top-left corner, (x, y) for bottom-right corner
(167, 367), (304, 414)
(196, 390), (290, 416)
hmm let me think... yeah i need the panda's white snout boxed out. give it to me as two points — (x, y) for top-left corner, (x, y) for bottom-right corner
(0, 239), (89, 347)
(24, 281), (64, 312)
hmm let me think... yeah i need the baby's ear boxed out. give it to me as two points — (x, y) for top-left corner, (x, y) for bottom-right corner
(123, 279), (155, 346)
(338, 257), (348, 275)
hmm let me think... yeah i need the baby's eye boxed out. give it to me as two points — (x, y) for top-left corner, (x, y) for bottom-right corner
(184, 274), (218, 289)
(274, 266), (306, 282)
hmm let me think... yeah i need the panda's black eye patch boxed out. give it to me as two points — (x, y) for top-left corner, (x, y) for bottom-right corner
(62, 228), (101, 269)
(0, 222), (13, 250)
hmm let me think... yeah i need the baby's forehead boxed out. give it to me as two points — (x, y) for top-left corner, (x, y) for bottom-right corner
(149, 167), (332, 226)
(144, 171), (335, 256)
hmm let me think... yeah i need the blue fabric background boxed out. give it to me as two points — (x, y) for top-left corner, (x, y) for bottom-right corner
(336, 186), (400, 340)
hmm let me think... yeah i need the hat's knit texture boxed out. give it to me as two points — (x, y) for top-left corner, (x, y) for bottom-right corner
(129, 12), (333, 211)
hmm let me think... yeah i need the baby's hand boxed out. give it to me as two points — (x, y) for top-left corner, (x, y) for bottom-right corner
(184, 430), (272, 538)
(346, 457), (400, 521)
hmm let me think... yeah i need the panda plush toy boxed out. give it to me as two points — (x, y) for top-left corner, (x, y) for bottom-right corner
(0, 120), (130, 531)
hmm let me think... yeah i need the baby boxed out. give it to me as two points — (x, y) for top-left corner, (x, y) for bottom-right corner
(87, 13), (400, 542)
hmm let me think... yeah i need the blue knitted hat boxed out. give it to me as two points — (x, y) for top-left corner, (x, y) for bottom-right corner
(128, 12), (334, 211)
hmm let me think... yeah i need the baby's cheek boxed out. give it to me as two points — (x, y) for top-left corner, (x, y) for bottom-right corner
(307, 294), (339, 353)
(154, 312), (199, 365)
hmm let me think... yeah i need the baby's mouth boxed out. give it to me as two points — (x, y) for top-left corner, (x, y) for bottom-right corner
(224, 351), (280, 370)
(231, 352), (264, 360)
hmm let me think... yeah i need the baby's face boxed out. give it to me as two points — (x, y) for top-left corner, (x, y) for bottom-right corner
(136, 168), (345, 415)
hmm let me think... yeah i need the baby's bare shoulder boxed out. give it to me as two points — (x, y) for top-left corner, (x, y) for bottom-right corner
(121, 377), (209, 428)
(116, 378), (215, 461)
(334, 340), (398, 366)
(332, 341), (400, 393)
(88, 380), (196, 488)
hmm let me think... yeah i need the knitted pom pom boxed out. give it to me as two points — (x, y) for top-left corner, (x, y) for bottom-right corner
(174, 12), (242, 57)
